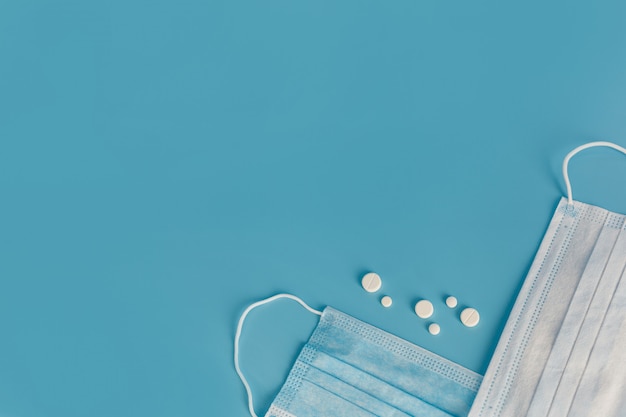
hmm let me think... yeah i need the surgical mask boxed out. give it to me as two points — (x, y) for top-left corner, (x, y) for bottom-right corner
(469, 141), (626, 417)
(235, 294), (483, 417)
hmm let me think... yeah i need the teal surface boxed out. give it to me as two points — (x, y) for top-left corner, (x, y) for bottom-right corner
(2, 1), (626, 416)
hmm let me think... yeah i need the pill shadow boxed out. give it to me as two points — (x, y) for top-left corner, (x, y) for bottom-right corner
(355, 269), (373, 288)
(456, 303), (471, 323)
(410, 296), (438, 323)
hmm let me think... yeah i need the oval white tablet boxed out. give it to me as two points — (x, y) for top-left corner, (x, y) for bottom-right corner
(428, 323), (441, 335)
(414, 300), (434, 319)
(361, 272), (382, 293)
(381, 295), (393, 308)
(460, 308), (480, 327)
(446, 296), (458, 308)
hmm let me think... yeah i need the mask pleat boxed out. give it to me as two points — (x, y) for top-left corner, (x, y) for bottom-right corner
(310, 308), (481, 417)
(469, 199), (607, 417)
(299, 363), (413, 417)
(267, 307), (482, 417)
(469, 198), (626, 417)
(287, 377), (382, 417)
(302, 348), (454, 417)
(525, 211), (622, 416)
(544, 214), (626, 417)
(566, 253), (626, 416)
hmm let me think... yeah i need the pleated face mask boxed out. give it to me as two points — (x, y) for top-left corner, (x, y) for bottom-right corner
(469, 141), (626, 417)
(235, 294), (483, 417)
(234, 141), (626, 417)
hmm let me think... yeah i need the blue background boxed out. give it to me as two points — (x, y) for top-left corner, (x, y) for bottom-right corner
(2, 0), (626, 416)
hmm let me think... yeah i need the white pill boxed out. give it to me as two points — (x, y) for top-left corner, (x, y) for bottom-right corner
(428, 323), (441, 335)
(381, 295), (393, 307)
(414, 300), (434, 319)
(361, 272), (382, 293)
(446, 296), (458, 308)
(460, 308), (480, 327)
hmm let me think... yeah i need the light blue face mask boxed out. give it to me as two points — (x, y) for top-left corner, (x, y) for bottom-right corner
(235, 294), (483, 417)
(469, 142), (626, 417)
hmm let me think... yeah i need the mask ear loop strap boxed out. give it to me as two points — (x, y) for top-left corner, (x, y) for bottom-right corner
(234, 294), (322, 417)
(563, 141), (626, 205)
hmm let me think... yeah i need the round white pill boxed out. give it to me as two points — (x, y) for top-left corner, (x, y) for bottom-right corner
(428, 323), (441, 335)
(460, 308), (480, 327)
(381, 295), (393, 307)
(446, 296), (458, 308)
(361, 272), (382, 293)
(414, 300), (434, 319)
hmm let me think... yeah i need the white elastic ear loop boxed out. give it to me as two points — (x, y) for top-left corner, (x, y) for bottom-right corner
(563, 141), (626, 205)
(234, 294), (322, 417)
